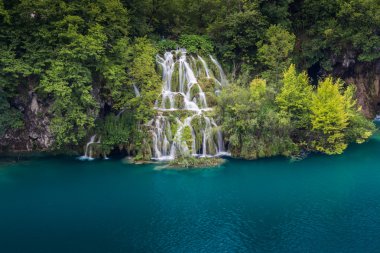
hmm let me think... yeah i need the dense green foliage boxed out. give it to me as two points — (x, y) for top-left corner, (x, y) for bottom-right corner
(0, 0), (377, 159)
(257, 25), (296, 84)
(276, 65), (312, 132)
(0, 0), (158, 155)
(0, 92), (23, 136)
(310, 78), (349, 154)
(218, 78), (296, 159)
(219, 66), (375, 158)
(292, 0), (380, 68)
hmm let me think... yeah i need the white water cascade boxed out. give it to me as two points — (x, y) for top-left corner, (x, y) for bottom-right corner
(133, 84), (141, 97)
(209, 55), (228, 86)
(79, 135), (101, 161)
(150, 49), (229, 160)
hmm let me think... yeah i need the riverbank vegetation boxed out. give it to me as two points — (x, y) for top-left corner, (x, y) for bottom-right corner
(168, 157), (225, 169)
(218, 66), (375, 159)
(0, 0), (378, 160)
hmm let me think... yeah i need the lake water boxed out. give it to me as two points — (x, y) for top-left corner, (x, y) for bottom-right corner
(1, 134), (380, 252)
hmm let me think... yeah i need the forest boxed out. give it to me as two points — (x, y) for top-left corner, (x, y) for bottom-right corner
(0, 0), (379, 160)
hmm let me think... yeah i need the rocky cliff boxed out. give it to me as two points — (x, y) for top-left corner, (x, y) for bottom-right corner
(332, 53), (380, 118)
(0, 87), (53, 152)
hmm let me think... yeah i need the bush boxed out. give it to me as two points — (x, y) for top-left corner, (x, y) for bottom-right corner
(156, 39), (178, 53)
(0, 93), (23, 137)
(178, 35), (213, 55)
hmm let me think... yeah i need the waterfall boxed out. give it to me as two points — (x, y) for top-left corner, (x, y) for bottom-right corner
(133, 84), (141, 97)
(79, 135), (101, 161)
(209, 55), (228, 86)
(198, 56), (210, 78)
(150, 49), (229, 160)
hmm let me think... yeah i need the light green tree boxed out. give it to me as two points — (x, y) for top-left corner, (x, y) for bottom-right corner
(310, 77), (349, 155)
(276, 64), (313, 130)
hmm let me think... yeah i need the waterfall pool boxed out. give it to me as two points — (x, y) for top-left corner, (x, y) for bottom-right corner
(1, 133), (380, 252)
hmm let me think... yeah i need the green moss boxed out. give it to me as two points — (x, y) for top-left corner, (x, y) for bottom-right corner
(205, 91), (217, 107)
(164, 97), (171, 109)
(190, 84), (200, 100)
(198, 78), (215, 93)
(191, 116), (206, 152)
(171, 66), (179, 91)
(168, 156), (224, 169)
(170, 120), (179, 137)
(174, 94), (183, 108)
(183, 126), (193, 151)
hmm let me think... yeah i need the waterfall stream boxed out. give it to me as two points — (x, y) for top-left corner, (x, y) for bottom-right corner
(150, 49), (229, 160)
(133, 84), (141, 97)
(79, 135), (101, 161)
(81, 49), (229, 161)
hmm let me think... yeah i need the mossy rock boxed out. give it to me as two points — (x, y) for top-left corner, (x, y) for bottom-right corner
(167, 156), (225, 169)
(183, 126), (193, 151)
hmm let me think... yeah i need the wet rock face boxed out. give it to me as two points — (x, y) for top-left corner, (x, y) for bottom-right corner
(26, 93), (54, 150)
(0, 92), (54, 152)
(332, 52), (380, 118)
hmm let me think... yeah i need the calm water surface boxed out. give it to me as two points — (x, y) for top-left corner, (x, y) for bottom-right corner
(1, 134), (380, 252)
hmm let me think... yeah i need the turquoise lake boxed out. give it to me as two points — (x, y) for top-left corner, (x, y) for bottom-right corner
(2, 134), (380, 252)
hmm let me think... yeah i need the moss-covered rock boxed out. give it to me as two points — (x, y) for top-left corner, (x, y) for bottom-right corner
(167, 156), (225, 169)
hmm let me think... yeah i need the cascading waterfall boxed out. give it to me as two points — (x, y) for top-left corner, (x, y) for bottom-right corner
(133, 84), (141, 97)
(150, 49), (229, 160)
(198, 56), (210, 78)
(209, 55), (228, 86)
(79, 135), (101, 161)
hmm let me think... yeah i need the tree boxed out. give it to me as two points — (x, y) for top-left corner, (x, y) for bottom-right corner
(293, 0), (380, 69)
(342, 85), (375, 144)
(0, 92), (23, 137)
(0, 0), (130, 148)
(207, 1), (268, 75)
(0, 0), (9, 24)
(218, 79), (296, 159)
(257, 25), (295, 84)
(127, 37), (161, 123)
(178, 35), (213, 55)
(276, 64), (313, 131)
(0, 0), (377, 157)
(101, 37), (160, 159)
(259, 0), (293, 27)
(310, 78), (349, 154)
(40, 60), (98, 147)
